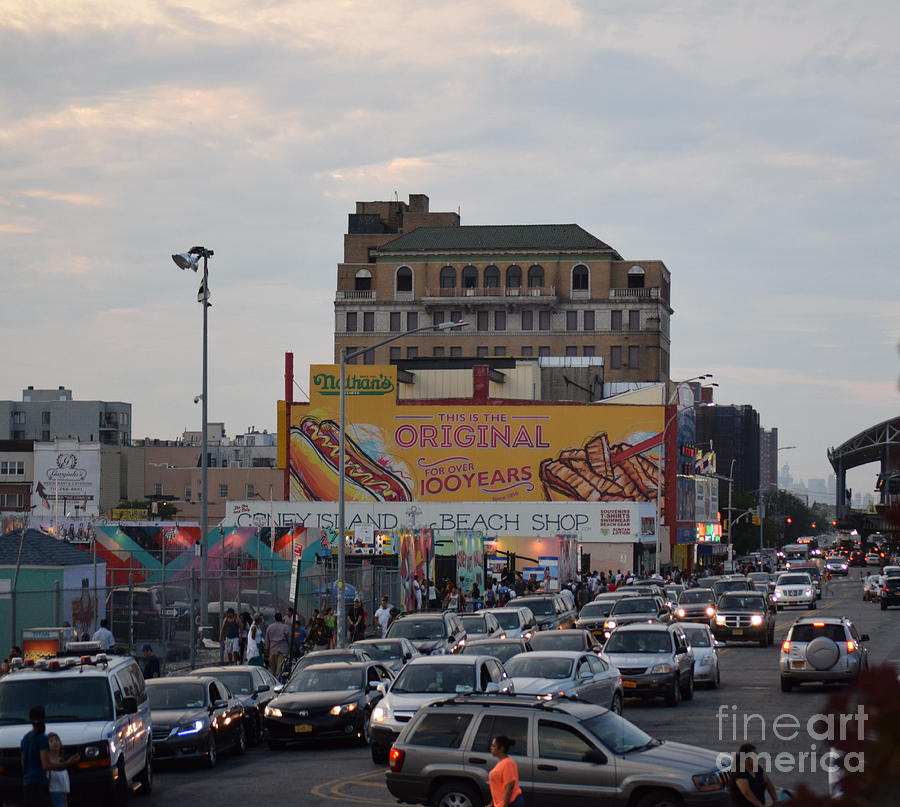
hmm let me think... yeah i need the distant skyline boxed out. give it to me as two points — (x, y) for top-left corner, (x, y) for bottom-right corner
(3, 1), (898, 498)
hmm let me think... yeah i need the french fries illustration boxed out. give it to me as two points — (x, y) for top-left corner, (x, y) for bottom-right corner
(540, 432), (659, 502)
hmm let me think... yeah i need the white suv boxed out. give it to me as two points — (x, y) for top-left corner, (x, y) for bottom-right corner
(0, 644), (152, 805)
(773, 573), (816, 610)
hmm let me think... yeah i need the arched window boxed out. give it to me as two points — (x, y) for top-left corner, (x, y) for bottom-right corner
(462, 265), (478, 289)
(627, 265), (645, 289)
(354, 268), (372, 291)
(572, 264), (589, 291)
(440, 266), (456, 289)
(484, 265), (500, 288)
(396, 266), (412, 292)
(506, 265), (522, 288)
(528, 264), (544, 288)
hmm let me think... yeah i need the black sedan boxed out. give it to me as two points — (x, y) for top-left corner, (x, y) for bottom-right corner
(264, 661), (392, 749)
(460, 637), (532, 664)
(146, 676), (246, 767)
(349, 639), (420, 673)
(191, 665), (281, 745)
(288, 648), (373, 680)
(528, 629), (603, 655)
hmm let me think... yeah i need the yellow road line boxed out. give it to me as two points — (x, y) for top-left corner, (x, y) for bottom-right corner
(309, 769), (396, 806)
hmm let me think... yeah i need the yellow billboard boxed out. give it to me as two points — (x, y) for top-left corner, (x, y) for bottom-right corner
(280, 365), (664, 504)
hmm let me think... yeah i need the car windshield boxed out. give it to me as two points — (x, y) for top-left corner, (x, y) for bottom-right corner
(826, 557), (844, 563)
(718, 596), (767, 610)
(462, 643), (520, 663)
(517, 599), (555, 617)
(582, 710), (655, 754)
(199, 672), (253, 695)
(681, 628), (712, 647)
(505, 657), (573, 680)
(352, 642), (402, 661)
(391, 665), (476, 694)
(604, 631), (671, 654)
(0, 677), (114, 723)
(285, 668), (363, 693)
(529, 633), (586, 652)
(579, 603), (613, 619)
(148, 683), (207, 710)
(679, 590), (715, 604)
(713, 581), (749, 595)
(778, 575), (811, 586)
(387, 619), (445, 640)
(489, 611), (521, 629)
(790, 624), (846, 642)
(161, 586), (190, 603)
(748, 574), (769, 582)
(461, 616), (487, 633)
(611, 598), (657, 614)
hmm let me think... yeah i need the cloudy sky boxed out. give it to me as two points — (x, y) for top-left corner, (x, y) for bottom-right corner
(3, 0), (898, 493)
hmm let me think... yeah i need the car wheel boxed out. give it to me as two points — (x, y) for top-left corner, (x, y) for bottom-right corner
(610, 693), (623, 715)
(681, 672), (694, 701)
(204, 734), (217, 769)
(357, 711), (372, 746)
(633, 787), (684, 807)
(810, 600), (816, 610)
(267, 739), (285, 751)
(233, 722), (247, 755)
(247, 717), (259, 747)
(371, 742), (389, 765)
(136, 748), (153, 796)
(429, 781), (481, 807)
(102, 760), (129, 807)
(664, 677), (681, 707)
(780, 677), (793, 692)
(712, 667), (720, 689)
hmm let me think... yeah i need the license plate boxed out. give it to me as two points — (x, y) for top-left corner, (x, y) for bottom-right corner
(294, 724), (313, 734)
(732, 629), (743, 635)
(791, 661), (804, 669)
(622, 680), (637, 689)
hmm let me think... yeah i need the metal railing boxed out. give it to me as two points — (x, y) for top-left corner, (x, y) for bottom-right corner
(336, 290), (376, 300)
(427, 286), (557, 298)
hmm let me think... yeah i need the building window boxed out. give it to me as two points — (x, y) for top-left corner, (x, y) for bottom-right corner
(396, 266), (413, 292)
(440, 266), (456, 288)
(506, 265), (522, 289)
(494, 346), (506, 356)
(539, 346), (551, 357)
(41, 430), (50, 441)
(389, 347), (401, 361)
(407, 312), (418, 330)
(433, 346), (445, 357)
(572, 264), (589, 291)
(450, 346), (462, 357)
(432, 311), (445, 327)
(494, 311), (506, 330)
(476, 311), (489, 331)
(583, 346), (595, 357)
(611, 346), (622, 369)
(484, 265), (500, 288)
(611, 310), (623, 331)
(346, 312), (357, 332)
(11, 412), (25, 425)
(566, 310), (578, 331)
(628, 345), (640, 368)
(354, 268), (372, 291)
(407, 347), (418, 359)
(521, 310), (533, 330)
(477, 346), (488, 357)
(41, 411), (50, 425)
(627, 265), (645, 288)
(539, 310), (551, 330)
(521, 346), (533, 357)
(462, 265), (478, 289)
(583, 310), (595, 330)
(363, 312), (375, 331)
(451, 310), (463, 324)
(219, 484), (229, 498)
(184, 486), (192, 501)
(0, 461), (25, 476)
(629, 310), (641, 330)
(389, 312), (401, 332)
(0, 494), (24, 509)
(528, 264), (544, 288)
(11, 431), (24, 440)
(246, 484), (256, 499)
(565, 346), (577, 357)
(154, 483), (162, 496)
(363, 350), (375, 365)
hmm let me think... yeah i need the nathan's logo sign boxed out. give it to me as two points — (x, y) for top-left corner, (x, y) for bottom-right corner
(312, 372), (395, 396)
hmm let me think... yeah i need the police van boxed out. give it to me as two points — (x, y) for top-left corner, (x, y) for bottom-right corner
(0, 642), (152, 805)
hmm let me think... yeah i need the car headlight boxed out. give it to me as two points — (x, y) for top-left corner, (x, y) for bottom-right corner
(264, 706), (282, 718)
(705, 606), (716, 617)
(693, 771), (724, 792)
(715, 615), (726, 625)
(176, 719), (206, 736)
(329, 703), (358, 716)
(649, 663), (674, 674)
(773, 591), (782, 599)
(605, 620), (617, 630)
(750, 614), (763, 626)
(675, 608), (686, 618)
(804, 589), (813, 597)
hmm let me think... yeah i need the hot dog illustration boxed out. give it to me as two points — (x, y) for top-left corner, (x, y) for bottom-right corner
(290, 417), (412, 502)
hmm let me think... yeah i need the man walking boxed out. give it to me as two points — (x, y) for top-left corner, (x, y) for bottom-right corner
(412, 576), (423, 611)
(219, 608), (241, 664)
(141, 644), (160, 679)
(347, 598), (367, 642)
(91, 620), (115, 650)
(21, 705), (79, 807)
(374, 596), (393, 637)
(265, 613), (291, 676)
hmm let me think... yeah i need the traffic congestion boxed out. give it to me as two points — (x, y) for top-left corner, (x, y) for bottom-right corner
(1, 533), (899, 807)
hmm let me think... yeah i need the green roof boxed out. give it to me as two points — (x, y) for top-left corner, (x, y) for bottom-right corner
(376, 224), (620, 257)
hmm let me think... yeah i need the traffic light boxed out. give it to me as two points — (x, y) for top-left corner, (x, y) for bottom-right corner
(831, 521), (838, 527)
(785, 517), (793, 525)
(811, 522), (817, 529)
(751, 514), (761, 526)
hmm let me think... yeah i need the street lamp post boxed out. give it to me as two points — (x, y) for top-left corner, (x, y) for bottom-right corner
(336, 321), (467, 647)
(172, 246), (213, 638)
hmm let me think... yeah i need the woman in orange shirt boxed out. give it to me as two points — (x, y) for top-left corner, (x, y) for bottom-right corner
(487, 735), (524, 807)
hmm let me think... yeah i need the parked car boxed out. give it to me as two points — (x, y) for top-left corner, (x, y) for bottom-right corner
(601, 622), (695, 706)
(879, 575), (900, 609)
(369, 655), (511, 764)
(147, 675), (246, 767)
(350, 639), (420, 673)
(780, 617), (870, 691)
(503, 650), (623, 713)
(679, 623), (722, 688)
(773, 573), (817, 610)
(477, 606), (536, 640)
(190, 664), (281, 745)
(712, 592), (775, 647)
(513, 595), (576, 631)
(385, 612), (467, 655)
(460, 638), (532, 664)
(264, 661), (393, 748)
(674, 589), (718, 625)
(106, 586), (185, 643)
(289, 648), (374, 678)
(528, 629), (602, 655)
(385, 695), (729, 807)
(459, 612), (505, 641)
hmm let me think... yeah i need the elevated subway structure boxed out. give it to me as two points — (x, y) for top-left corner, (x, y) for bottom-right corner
(828, 415), (900, 539)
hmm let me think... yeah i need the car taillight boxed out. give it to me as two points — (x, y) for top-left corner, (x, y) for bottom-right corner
(781, 640), (790, 653)
(846, 641), (856, 653)
(388, 747), (405, 772)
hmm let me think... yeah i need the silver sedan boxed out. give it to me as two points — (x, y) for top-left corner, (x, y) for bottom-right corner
(678, 623), (722, 688)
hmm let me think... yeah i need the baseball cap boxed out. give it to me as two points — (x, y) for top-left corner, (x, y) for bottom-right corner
(142, 644), (153, 652)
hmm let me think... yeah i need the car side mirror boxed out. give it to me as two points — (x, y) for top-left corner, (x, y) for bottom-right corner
(404, 652), (412, 660)
(119, 696), (138, 716)
(860, 634), (870, 642)
(484, 681), (500, 694)
(256, 685), (270, 693)
(714, 641), (726, 649)
(213, 699), (229, 710)
(582, 749), (607, 765)
(591, 645), (603, 653)
(273, 684), (284, 694)
(375, 682), (387, 695)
